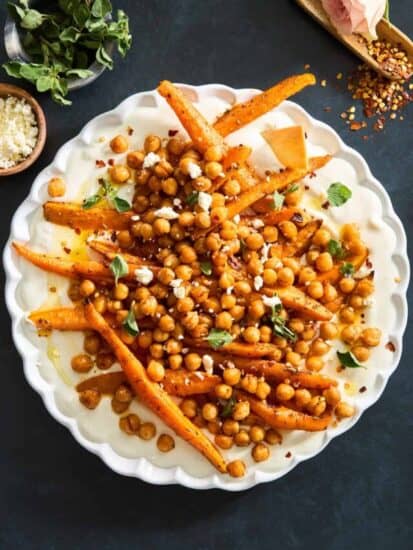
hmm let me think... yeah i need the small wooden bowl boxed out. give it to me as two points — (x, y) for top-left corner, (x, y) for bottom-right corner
(0, 83), (47, 177)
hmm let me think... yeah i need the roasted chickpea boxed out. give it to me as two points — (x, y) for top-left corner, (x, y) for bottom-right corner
(320, 322), (338, 340)
(205, 161), (223, 179)
(223, 179), (241, 196)
(144, 134), (161, 153)
(222, 419), (240, 436)
(111, 397), (129, 414)
(285, 351), (301, 367)
(215, 383), (233, 400)
(48, 176), (66, 198)
(248, 300), (266, 320)
(298, 266), (316, 285)
(119, 414), (141, 435)
(295, 388), (312, 408)
(275, 383), (295, 401)
(241, 374), (258, 394)
(335, 402), (355, 419)
(312, 228), (331, 247)
(113, 283), (129, 301)
(277, 267), (295, 287)
(109, 164), (130, 183)
(245, 233), (264, 251)
(180, 398), (197, 418)
(307, 396), (327, 416)
(340, 307), (356, 324)
(79, 389), (101, 409)
(210, 206), (227, 225)
(234, 430), (250, 447)
(323, 387), (341, 407)
(352, 345), (370, 362)
(307, 280), (324, 299)
(360, 328), (381, 347)
(71, 353), (93, 373)
(138, 422), (157, 440)
(79, 279), (96, 297)
(252, 442), (270, 463)
(96, 352), (115, 370)
(84, 332), (101, 355)
(157, 433), (175, 452)
(147, 360), (165, 382)
(161, 177), (178, 196)
(169, 354), (183, 370)
(127, 150), (144, 169)
(263, 226), (278, 243)
(256, 381), (271, 400)
(315, 252), (333, 272)
(220, 367), (239, 387)
(339, 277), (356, 294)
(355, 278), (375, 297)
(265, 429), (282, 445)
(110, 134), (128, 154)
(243, 326), (260, 344)
(215, 434), (233, 449)
(227, 460), (246, 478)
(279, 221), (298, 240)
(249, 425), (265, 443)
(117, 230), (133, 248)
(167, 137), (185, 156)
(306, 356), (324, 372)
(311, 339), (330, 356)
(153, 218), (171, 235)
(184, 353), (202, 371)
(341, 325), (360, 345)
(115, 384), (133, 404)
(201, 403), (218, 422)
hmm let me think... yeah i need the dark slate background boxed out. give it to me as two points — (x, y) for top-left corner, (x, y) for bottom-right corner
(0, 1), (412, 549)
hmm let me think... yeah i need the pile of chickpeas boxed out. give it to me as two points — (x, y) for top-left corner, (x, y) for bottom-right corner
(68, 128), (381, 477)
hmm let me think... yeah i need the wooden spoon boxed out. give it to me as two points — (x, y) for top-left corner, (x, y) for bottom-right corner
(296, 0), (413, 80)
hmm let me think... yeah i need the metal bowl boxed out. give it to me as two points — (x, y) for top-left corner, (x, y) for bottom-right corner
(4, 14), (114, 91)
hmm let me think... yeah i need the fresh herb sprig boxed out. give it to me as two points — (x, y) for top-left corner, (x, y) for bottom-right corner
(83, 179), (131, 212)
(337, 350), (366, 369)
(271, 184), (300, 211)
(327, 182), (352, 207)
(3, 0), (132, 105)
(206, 329), (234, 350)
(267, 304), (297, 342)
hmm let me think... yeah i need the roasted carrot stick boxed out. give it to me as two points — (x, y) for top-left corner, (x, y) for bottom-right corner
(29, 307), (90, 331)
(76, 371), (127, 394)
(273, 286), (333, 321)
(88, 240), (159, 272)
(225, 156), (331, 221)
(184, 338), (281, 358)
(157, 80), (226, 154)
(208, 354), (337, 389)
(282, 219), (322, 257)
(238, 391), (331, 431)
(213, 74), (316, 136)
(84, 303), (227, 473)
(44, 202), (133, 230)
(13, 242), (114, 282)
(317, 249), (369, 284)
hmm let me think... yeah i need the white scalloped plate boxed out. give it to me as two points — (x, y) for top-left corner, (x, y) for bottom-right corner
(3, 84), (410, 491)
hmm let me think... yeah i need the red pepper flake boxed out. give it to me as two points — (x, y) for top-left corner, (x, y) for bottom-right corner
(321, 201), (330, 210)
(366, 258), (373, 269)
(385, 341), (396, 352)
(304, 185), (310, 190)
(74, 227), (81, 235)
(168, 129), (179, 137)
(63, 246), (71, 255)
(49, 286), (57, 293)
(359, 386), (367, 393)
(309, 171), (316, 179)
(110, 231), (117, 242)
(285, 451), (292, 458)
(350, 121), (364, 131)
(127, 126), (134, 136)
(95, 159), (106, 168)
(108, 158), (115, 166)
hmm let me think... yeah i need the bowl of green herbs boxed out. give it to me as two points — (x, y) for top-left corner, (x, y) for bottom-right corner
(3, 0), (132, 105)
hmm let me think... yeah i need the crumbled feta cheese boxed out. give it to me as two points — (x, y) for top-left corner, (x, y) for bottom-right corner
(134, 266), (154, 285)
(202, 355), (214, 374)
(170, 278), (183, 288)
(173, 286), (186, 299)
(188, 161), (202, 179)
(0, 96), (38, 169)
(154, 207), (179, 220)
(252, 218), (264, 229)
(354, 264), (374, 279)
(198, 192), (212, 212)
(131, 215), (140, 221)
(173, 198), (182, 207)
(254, 275), (264, 290)
(262, 294), (282, 308)
(142, 152), (160, 168)
(260, 243), (271, 262)
(233, 214), (241, 224)
(226, 286), (234, 295)
(194, 372), (204, 379)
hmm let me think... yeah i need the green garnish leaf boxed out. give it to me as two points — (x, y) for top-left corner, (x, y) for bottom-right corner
(110, 254), (128, 285)
(337, 351), (366, 369)
(327, 239), (346, 259)
(113, 196), (131, 213)
(122, 307), (139, 337)
(327, 183), (352, 207)
(284, 183), (299, 195)
(3, 0), (132, 105)
(340, 262), (355, 277)
(268, 304), (297, 342)
(82, 192), (102, 209)
(200, 260), (212, 276)
(206, 329), (234, 350)
(185, 191), (199, 207)
(271, 191), (285, 211)
(220, 397), (236, 418)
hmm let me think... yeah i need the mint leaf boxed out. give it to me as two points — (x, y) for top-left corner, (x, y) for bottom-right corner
(113, 196), (131, 213)
(327, 183), (352, 207)
(284, 183), (299, 195)
(206, 329), (234, 350)
(185, 191), (199, 207)
(327, 239), (346, 259)
(340, 262), (355, 277)
(82, 192), (102, 209)
(110, 255), (128, 284)
(122, 307), (139, 337)
(20, 9), (44, 30)
(271, 191), (284, 211)
(200, 260), (212, 276)
(337, 351), (366, 369)
(268, 305), (297, 342)
(220, 397), (236, 418)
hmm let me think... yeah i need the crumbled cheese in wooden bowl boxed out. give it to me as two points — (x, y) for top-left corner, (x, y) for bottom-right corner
(0, 95), (39, 169)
